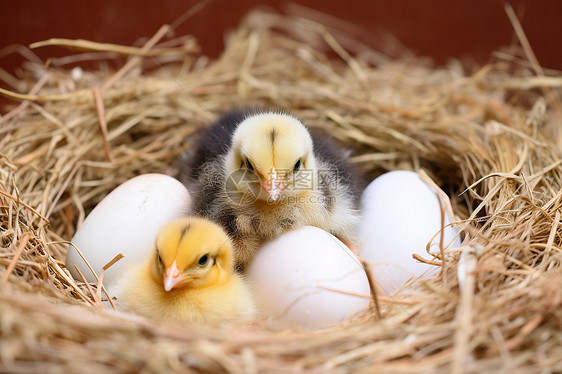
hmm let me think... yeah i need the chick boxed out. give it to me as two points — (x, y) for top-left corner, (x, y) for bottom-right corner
(116, 217), (255, 323)
(180, 108), (361, 267)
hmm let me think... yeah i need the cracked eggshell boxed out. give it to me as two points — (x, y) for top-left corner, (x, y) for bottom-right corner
(247, 226), (370, 329)
(358, 170), (462, 294)
(65, 174), (191, 286)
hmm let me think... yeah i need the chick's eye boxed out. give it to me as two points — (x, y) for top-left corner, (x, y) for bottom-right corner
(198, 254), (209, 266)
(245, 159), (255, 171)
(293, 159), (301, 171)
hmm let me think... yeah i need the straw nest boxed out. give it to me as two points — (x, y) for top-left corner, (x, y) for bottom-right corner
(1, 7), (562, 373)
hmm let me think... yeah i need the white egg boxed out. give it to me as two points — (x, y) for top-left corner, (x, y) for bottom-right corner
(66, 174), (191, 286)
(247, 226), (370, 328)
(358, 170), (461, 294)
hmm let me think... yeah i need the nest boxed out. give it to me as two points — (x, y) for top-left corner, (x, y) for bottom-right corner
(1, 7), (562, 373)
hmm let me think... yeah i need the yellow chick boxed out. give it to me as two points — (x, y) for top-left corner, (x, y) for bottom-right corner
(180, 108), (361, 267)
(116, 217), (255, 323)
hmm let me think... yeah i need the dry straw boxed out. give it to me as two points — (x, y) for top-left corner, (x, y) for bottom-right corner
(1, 6), (562, 373)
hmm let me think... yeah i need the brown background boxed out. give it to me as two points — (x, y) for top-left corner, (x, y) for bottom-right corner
(1, 0), (560, 103)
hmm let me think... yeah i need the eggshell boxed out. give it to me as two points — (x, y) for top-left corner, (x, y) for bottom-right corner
(247, 226), (370, 328)
(358, 170), (461, 294)
(66, 174), (191, 286)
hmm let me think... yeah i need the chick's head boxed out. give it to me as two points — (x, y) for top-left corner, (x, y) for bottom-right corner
(226, 112), (316, 203)
(152, 217), (234, 292)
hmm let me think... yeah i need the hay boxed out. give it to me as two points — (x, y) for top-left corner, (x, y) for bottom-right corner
(1, 7), (562, 373)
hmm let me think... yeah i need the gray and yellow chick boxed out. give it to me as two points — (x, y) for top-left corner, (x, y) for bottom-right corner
(181, 108), (361, 267)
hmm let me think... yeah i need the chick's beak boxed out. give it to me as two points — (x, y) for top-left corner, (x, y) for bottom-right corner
(163, 260), (182, 292)
(263, 168), (284, 201)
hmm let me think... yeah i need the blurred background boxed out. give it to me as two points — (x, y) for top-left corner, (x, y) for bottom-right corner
(1, 0), (560, 84)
